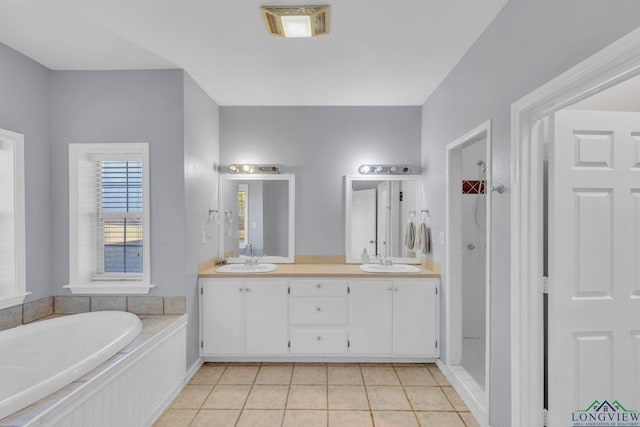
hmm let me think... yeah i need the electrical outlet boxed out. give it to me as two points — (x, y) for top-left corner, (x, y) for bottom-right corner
(201, 230), (206, 244)
(439, 231), (445, 245)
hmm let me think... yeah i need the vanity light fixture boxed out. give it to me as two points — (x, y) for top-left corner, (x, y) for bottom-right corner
(228, 164), (282, 174)
(261, 5), (329, 38)
(358, 164), (411, 175)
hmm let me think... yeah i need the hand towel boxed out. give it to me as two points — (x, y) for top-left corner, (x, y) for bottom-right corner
(404, 221), (416, 250)
(415, 222), (430, 254)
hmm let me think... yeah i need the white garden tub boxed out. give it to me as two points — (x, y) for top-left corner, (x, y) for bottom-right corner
(0, 311), (142, 420)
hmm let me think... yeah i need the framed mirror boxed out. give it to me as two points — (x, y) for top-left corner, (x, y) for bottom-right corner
(219, 174), (295, 263)
(345, 175), (422, 264)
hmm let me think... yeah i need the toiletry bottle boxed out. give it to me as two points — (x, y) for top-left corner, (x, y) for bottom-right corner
(361, 248), (370, 264)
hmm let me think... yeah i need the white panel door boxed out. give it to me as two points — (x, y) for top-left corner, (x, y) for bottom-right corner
(348, 281), (393, 354)
(245, 280), (289, 354)
(351, 188), (376, 259)
(201, 280), (245, 355)
(393, 279), (438, 356)
(549, 110), (640, 425)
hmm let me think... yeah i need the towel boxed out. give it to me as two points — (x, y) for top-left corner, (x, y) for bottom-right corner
(414, 222), (431, 254)
(404, 221), (416, 250)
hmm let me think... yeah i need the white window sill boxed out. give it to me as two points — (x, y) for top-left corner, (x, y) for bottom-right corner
(64, 283), (156, 295)
(0, 292), (31, 310)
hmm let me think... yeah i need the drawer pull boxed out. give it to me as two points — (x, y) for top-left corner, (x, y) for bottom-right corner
(316, 307), (322, 312)
(239, 288), (245, 292)
(317, 335), (322, 341)
(245, 288), (252, 292)
(316, 283), (322, 289)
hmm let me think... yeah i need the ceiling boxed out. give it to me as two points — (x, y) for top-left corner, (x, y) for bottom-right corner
(0, 0), (508, 106)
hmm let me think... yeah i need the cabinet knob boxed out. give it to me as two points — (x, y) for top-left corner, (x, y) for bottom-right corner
(245, 288), (251, 292)
(239, 288), (244, 292)
(317, 335), (322, 341)
(387, 287), (393, 291)
(316, 283), (322, 288)
(316, 307), (321, 312)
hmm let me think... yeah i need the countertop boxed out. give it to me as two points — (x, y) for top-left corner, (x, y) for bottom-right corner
(198, 263), (440, 278)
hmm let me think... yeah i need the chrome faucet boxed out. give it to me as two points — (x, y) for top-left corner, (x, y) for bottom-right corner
(379, 256), (393, 266)
(242, 243), (259, 266)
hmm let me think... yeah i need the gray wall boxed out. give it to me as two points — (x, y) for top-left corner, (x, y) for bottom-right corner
(0, 43), (52, 302)
(220, 107), (421, 256)
(183, 73), (220, 369)
(263, 180), (288, 257)
(50, 70), (187, 297)
(420, 1), (640, 425)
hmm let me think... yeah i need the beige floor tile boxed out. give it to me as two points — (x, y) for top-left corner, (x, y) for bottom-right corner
(286, 385), (328, 409)
(282, 410), (328, 427)
(202, 385), (251, 409)
(236, 409), (284, 427)
(169, 385), (212, 409)
(426, 364), (450, 386)
(395, 366), (437, 386)
(255, 365), (293, 384)
(372, 411), (419, 427)
(442, 386), (469, 411)
(415, 411), (465, 427)
(366, 386), (411, 410)
(328, 366), (363, 385)
(190, 409), (240, 427)
(292, 365), (327, 384)
(153, 409), (197, 427)
(328, 385), (369, 410)
(329, 410), (374, 427)
(459, 412), (481, 427)
(189, 365), (225, 385)
(361, 366), (400, 385)
(245, 385), (289, 409)
(218, 365), (259, 384)
(405, 386), (454, 411)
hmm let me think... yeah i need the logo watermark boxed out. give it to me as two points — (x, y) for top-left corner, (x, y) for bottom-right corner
(571, 400), (640, 426)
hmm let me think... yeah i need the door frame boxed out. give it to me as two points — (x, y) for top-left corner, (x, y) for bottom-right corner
(511, 26), (640, 427)
(445, 119), (492, 424)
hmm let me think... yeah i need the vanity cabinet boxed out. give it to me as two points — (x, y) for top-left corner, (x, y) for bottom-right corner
(200, 279), (288, 355)
(349, 279), (439, 356)
(289, 279), (349, 354)
(200, 276), (439, 360)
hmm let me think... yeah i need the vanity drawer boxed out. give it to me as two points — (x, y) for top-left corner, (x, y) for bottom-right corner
(289, 280), (348, 297)
(289, 329), (348, 354)
(290, 298), (347, 325)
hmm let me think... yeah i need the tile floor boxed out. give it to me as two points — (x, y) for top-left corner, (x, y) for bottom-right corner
(154, 363), (480, 427)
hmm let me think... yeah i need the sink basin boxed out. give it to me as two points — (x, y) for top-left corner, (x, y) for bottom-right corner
(359, 264), (422, 273)
(216, 263), (278, 273)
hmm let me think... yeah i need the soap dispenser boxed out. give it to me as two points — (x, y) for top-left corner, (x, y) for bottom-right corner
(361, 248), (370, 264)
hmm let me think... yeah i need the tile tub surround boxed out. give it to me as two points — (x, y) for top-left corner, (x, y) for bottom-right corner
(0, 314), (185, 426)
(0, 296), (186, 332)
(155, 363), (480, 427)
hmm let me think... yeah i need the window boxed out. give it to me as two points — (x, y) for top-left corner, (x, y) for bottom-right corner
(0, 128), (26, 309)
(238, 184), (248, 248)
(66, 143), (152, 294)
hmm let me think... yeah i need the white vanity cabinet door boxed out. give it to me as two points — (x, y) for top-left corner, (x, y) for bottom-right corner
(348, 281), (393, 354)
(201, 280), (245, 355)
(393, 279), (438, 356)
(245, 280), (289, 354)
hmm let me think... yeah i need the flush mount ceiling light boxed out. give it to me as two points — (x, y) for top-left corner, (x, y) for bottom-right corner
(358, 164), (412, 175)
(228, 164), (282, 174)
(261, 5), (330, 38)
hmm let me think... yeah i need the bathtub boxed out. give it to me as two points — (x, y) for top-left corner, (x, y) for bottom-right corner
(0, 311), (142, 420)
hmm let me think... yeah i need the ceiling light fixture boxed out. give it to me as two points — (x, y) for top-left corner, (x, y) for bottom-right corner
(261, 5), (330, 38)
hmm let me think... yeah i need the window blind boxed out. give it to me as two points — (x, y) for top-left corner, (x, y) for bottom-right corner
(96, 160), (143, 275)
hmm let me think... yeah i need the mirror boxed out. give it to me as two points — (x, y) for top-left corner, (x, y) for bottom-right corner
(219, 174), (295, 263)
(345, 175), (422, 264)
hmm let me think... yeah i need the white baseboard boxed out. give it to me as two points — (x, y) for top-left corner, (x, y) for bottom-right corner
(436, 359), (489, 427)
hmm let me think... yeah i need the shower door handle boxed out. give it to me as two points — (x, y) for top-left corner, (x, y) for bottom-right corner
(467, 243), (475, 250)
